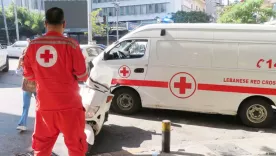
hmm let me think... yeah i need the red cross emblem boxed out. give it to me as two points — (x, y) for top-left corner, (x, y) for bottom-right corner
(118, 65), (131, 78)
(169, 72), (197, 99)
(174, 77), (192, 94)
(40, 50), (53, 63)
(36, 45), (58, 68)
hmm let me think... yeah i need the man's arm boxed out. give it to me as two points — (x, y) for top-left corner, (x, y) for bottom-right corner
(23, 47), (35, 81)
(72, 43), (88, 82)
(17, 49), (26, 70)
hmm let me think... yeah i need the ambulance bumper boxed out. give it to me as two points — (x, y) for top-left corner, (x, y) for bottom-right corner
(84, 123), (95, 145)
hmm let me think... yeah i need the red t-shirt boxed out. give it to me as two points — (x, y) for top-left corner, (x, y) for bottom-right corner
(23, 31), (88, 111)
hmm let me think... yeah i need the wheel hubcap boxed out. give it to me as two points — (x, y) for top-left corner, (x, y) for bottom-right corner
(117, 94), (134, 110)
(246, 104), (267, 123)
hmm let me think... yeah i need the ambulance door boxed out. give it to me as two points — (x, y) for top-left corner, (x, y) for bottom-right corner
(103, 39), (150, 88)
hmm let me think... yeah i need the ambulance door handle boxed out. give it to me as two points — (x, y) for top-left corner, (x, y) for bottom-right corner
(134, 68), (144, 73)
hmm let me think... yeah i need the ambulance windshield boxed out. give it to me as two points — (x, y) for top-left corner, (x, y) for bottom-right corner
(104, 39), (147, 60)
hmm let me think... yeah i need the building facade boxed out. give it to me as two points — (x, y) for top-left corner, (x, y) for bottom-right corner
(14, 0), (44, 11)
(93, 0), (205, 23)
(5, 0), (206, 23)
(93, 0), (176, 23)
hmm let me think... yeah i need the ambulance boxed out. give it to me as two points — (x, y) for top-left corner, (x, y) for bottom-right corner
(90, 23), (276, 128)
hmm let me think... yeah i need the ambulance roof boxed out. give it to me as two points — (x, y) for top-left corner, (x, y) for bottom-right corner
(121, 23), (276, 39)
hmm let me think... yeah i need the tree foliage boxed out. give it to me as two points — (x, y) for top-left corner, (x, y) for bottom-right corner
(217, 0), (275, 24)
(91, 8), (106, 36)
(0, 4), (45, 36)
(172, 11), (211, 23)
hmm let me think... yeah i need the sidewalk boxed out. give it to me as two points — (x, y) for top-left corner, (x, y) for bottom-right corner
(93, 137), (276, 156)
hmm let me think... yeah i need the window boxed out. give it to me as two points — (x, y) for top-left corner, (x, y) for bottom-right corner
(129, 6), (135, 15)
(126, 6), (130, 15)
(105, 39), (148, 60)
(86, 47), (102, 57)
(120, 6), (125, 15)
(161, 3), (166, 12)
(108, 7), (115, 16)
(134, 5), (141, 15)
(141, 5), (146, 14)
(155, 4), (159, 13)
(147, 4), (155, 14)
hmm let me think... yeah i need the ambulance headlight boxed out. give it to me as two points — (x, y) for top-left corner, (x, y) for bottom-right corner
(85, 106), (100, 118)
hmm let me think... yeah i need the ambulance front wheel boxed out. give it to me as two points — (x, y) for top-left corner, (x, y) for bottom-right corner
(239, 98), (274, 128)
(111, 88), (141, 115)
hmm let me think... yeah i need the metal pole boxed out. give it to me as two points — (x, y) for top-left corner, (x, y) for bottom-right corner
(115, 0), (119, 40)
(1, 0), (10, 45)
(13, 0), (19, 41)
(87, 0), (93, 45)
(161, 120), (171, 153)
(106, 15), (109, 46)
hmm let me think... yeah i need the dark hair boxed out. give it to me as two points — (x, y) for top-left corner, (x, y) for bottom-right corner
(45, 7), (64, 25)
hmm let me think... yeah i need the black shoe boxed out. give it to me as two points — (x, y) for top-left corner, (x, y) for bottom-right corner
(15, 151), (58, 156)
(15, 151), (34, 156)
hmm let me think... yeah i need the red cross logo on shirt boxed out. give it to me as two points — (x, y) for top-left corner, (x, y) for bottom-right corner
(36, 45), (58, 68)
(169, 72), (197, 99)
(174, 77), (192, 94)
(118, 65), (131, 78)
(40, 50), (53, 63)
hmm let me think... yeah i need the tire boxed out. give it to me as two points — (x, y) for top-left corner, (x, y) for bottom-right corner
(111, 88), (141, 115)
(239, 98), (274, 128)
(2, 57), (9, 72)
(86, 144), (93, 155)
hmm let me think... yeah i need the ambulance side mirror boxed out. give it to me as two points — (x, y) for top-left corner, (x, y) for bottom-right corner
(103, 52), (108, 60)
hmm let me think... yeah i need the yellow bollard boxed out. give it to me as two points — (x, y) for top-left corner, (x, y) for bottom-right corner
(162, 120), (171, 153)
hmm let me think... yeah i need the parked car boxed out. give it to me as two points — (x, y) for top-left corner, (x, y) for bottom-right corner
(97, 44), (107, 50)
(0, 49), (9, 72)
(0, 44), (4, 49)
(80, 44), (104, 74)
(6, 41), (29, 58)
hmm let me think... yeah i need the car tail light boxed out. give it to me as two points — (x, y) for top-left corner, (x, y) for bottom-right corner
(106, 95), (113, 103)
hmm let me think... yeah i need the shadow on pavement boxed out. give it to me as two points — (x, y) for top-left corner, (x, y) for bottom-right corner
(111, 108), (276, 133)
(261, 146), (276, 154)
(89, 124), (161, 155)
(0, 112), (35, 156)
(161, 151), (205, 156)
(92, 150), (206, 156)
(0, 69), (22, 88)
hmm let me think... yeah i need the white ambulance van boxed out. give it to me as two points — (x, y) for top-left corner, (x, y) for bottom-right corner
(91, 23), (276, 128)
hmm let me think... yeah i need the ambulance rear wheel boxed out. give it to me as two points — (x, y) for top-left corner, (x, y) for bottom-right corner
(239, 98), (274, 128)
(111, 88), (141, 115)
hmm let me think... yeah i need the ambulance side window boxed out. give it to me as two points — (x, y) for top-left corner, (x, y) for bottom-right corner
(106, 39), (148, 60)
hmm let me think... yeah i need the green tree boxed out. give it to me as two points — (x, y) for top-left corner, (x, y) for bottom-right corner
(0, 4), (44, 35)
(217, 0), (275, 24)
(172, 11), (211, 23)
(91, 8), (106, 36)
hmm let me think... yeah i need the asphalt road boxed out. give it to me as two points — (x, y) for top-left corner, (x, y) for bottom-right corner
(1, 58), (276, 156)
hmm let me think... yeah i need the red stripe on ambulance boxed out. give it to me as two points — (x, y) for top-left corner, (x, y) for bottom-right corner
(112, 79), (276, 96)
(198, 84), (276, 95)
(112, 79), (168, 88)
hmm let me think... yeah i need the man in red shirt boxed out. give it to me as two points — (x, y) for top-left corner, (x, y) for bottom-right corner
(23, 7), (88, 156)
